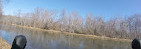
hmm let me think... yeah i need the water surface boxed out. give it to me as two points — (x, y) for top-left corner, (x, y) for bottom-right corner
(0, 24), (131, 49)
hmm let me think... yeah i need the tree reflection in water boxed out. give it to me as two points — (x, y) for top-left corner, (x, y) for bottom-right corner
(0, 24), (131, 49)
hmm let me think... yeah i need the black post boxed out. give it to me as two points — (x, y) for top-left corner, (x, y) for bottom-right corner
(11, 35), (27, 49)
(132, 38), (141, 49)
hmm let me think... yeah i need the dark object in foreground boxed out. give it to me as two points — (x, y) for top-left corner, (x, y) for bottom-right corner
(132, 38), (141, 49)
(11, 35), (27, 49)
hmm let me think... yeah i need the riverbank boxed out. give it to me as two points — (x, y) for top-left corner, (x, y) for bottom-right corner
(0, 37), (11, 49)
(9, 24), (132, 42)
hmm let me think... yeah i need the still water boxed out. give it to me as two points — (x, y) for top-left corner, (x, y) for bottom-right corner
(0, 24), (131, 49)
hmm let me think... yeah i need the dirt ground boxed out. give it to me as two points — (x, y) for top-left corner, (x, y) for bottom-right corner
(0, 37), (11, 49)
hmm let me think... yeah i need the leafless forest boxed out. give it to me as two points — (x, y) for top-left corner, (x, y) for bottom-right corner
(0, 0), (141, 39)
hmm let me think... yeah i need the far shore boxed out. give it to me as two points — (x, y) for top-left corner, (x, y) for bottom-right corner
(7, 24), (132, 42)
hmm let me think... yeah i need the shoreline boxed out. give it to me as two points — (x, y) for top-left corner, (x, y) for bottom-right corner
(9, 24), (132, 42)
(0, 37), (11, 49)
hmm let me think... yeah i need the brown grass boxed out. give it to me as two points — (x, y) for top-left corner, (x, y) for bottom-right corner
(0, 37), (11, 49)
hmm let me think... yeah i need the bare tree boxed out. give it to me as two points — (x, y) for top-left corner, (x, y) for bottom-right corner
(0, 0), (2, 16)
(85, 13), (95, 34)
(59, 9), (68, 31)
(2, 7), (141, 39)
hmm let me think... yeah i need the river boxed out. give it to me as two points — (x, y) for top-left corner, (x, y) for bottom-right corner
(0, 24), (131, 49)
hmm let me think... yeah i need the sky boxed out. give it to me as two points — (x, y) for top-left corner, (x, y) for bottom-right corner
(2, 0), (141, 18)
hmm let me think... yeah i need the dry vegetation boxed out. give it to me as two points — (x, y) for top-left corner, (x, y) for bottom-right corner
(0, 37), (11, 49)
(0, 8), (141, 40)
(0, 0), (141, 40)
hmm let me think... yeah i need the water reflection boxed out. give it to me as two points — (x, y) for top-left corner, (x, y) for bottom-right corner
(0, 24), (131, 49)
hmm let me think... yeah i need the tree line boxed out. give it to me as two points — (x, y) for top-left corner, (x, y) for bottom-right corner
(1, 8), (141, 39)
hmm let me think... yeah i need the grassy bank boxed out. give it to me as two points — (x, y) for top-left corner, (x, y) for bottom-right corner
(9, 24), (132, 42)
(0, 37), (11, 49)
